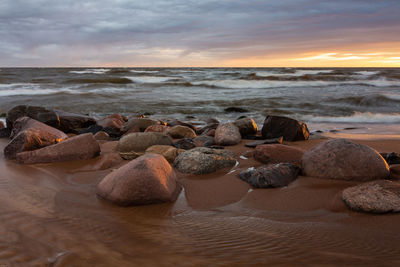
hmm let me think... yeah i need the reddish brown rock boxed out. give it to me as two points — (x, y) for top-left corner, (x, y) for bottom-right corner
(390, 164), (400, 180)
(302, 139), (389, 181)
(0, 121), (4, 129)
(96, 154), (181, 206)
(145, 145), (184, 163)
(97, 114), (124, 131)
(206, 129), (216, 137)
(144, 124), (170, 133)
(55, 110), (96, 133)
(6, 105), (60, 130)
(167, 125), (197, 139)
(261, 115), (309, 141)
(214, 123), (241, 146)
(122, 118), (160, 133)
(234, 117), (258, 136)
(254, 144), (305, 166)
(94, 131), (110, 140)
(16, 133), (100, 164)
(342, 180), (400, 213)
(76, 152), (124, 172)
(4, 117), (68, 159)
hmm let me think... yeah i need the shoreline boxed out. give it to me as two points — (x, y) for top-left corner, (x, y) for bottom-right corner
(1, 128), (399, 265)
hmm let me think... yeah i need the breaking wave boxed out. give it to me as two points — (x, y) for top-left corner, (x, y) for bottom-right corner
(304, 112), (400, 124)
(69, 68), (110, 74)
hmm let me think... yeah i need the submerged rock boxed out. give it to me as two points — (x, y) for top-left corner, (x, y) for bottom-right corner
(224, 107), (249, 113)
(174, 147), (236, 174)
(214, 123), (241, 146)
(302, 139), (389, 181)
(97, 154), (181, 206)
(4, 117), (68, 159)
(261, 115), (309, 141)
(254, 144), (305, 166)
(239, 163), (300, 188)
(245, 137), (283, 148)
(16, 133), (100, 164)
(342, 180), (400, 213)
(167, 125), (197, 139)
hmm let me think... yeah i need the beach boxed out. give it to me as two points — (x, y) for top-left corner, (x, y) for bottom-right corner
(1, 128), (400, 266)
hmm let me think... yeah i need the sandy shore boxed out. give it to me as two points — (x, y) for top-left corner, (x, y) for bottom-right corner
(0, 133), (400, 266)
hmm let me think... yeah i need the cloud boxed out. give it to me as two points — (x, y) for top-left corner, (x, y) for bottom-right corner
(0, 0), (400, 66)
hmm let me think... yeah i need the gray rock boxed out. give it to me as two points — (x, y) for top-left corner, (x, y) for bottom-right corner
(174, 147), (237, 174)
(97, 154), (181, 206)
(342, 180), (400, 213)
(173, 138), (196, 150)
(193, 135), (215, 147)
(6, 105), (60, 130)
(239, 163), (300, 188)
(214, 123), (241, 146)
(302, 139), (389, 181)
(262, 115), (309, 141)
(55, 110), (96, 133)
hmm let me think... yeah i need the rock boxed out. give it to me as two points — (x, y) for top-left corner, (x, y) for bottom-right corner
(167, 125), (197, 139)
(239, 163), (300, 188)
(261, 115), (309, 141)
(173, 147), (236, 174)
(233, 117), (258, 136)
(214, 123), (241, 146)
(193, 135), (215, 147)
(75, 152), (123, 172)
(144, 124), (170, 133)
(196, 123), (219, 135)
(4, 117), (68, 159)
(206, 129), (216, 137)
(165, 119), (197, 132)
(0, 121), (4, 129)
(122, 118), (160, 133)
(117, 132), (173, 160)
(6, 105), (60, 129)
(145, 145), (183, 163)
(173, 138), (196, 150)
(97, 114), (124, 132)
(78, 124), (104, 135)
(0, 128), (11, 138)
(245, 137), (283, 148)
(302, 139), (389, 181)
(342, 180), (400, 213)
(96, 154), (181, 206)
(254, 144), (305, 166)
(16, 133), (100, 164)
(224, 107), (249, 113)
(381, 152), (400, 165)
(390, 164), (400, 180)
(55, 110), (96, 133)
(94, 131), (110, 140)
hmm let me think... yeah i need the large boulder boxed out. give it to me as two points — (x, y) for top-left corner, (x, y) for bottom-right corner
(122, 118), (160, 133)
(167, 125), (197, 139)
(55, 110), (96, 133)
(302, 139), (389, 181)
(174, 147), (237, 174)
(145, 145), (184, 163)
(254, 144), (305, 166)
(214, 123), (241, 146)
(16, 133), (100, 164)
(342, 180), (400, 213)
(96, 154), (181, 206)
(4, 117), (68, 159)
(261, 115), (309, 141)
(118, 132), (173, 160)
(233, 117), (258, 136)
(239, 163), (300, 188)
(6, 105), (60, 129)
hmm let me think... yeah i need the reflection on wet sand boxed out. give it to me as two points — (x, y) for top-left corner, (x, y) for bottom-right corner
(0, 138), (400, 266)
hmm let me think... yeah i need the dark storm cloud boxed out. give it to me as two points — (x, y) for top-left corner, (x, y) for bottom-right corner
(1, 0), (399, 66)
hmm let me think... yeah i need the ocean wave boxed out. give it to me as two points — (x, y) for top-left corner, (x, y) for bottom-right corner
(130, 70), (159, 73)
(353, 71), (380, 76)
(255, 69), (333, 77)
(69, 68), (110, 74)
(304, 112), (400, 124)
(191, 79), (400, 89)
(125, 76), (179, 83)
(66, 77), (133, 84)
(0, 83), (61, 96)
(327, 94), (400, 107)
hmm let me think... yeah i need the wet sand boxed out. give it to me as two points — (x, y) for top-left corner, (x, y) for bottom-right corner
(1, 135), (400, 266)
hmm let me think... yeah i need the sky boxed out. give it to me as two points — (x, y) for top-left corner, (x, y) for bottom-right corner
(1, 0), (400, 67)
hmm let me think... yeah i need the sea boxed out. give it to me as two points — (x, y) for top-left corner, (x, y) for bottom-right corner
(1, 67), (399, 133)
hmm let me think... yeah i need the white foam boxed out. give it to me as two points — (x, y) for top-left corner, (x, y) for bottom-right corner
(130, 70), (159, 73)
(354, 71), (380, 76)
(383, 94), (400, 100)
(304, 112), (400, 124)
(256, 69), (333, 77)
(69, 69), (110, 74)
(125, 76), (178, 83)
